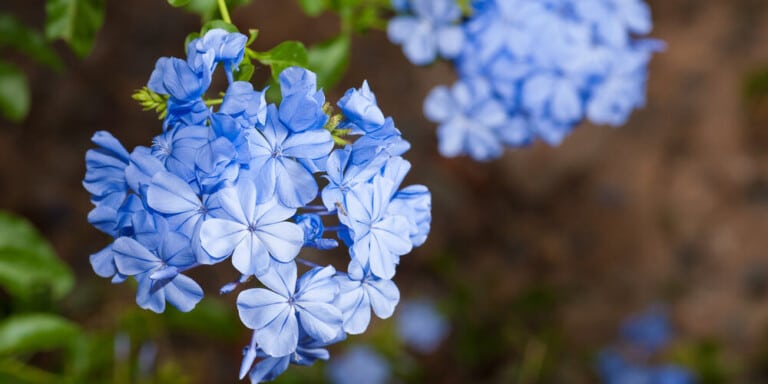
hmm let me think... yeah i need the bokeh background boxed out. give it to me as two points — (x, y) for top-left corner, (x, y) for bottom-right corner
(3, 0), (768, 382)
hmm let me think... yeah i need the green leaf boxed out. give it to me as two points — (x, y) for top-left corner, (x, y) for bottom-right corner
(163, 298), (240, 342)
(45, 0), (106, 58)
(183, 0), (253, 22)
(0, 313), (80, 355)
(298, 0), (327, 16)
(308, 35), (350, 89)
(0, 358), (60, 384)
(200, 19), (239, 35)
(251, 41), (309, 82)
(0, 62), (30, 123)
(234, 63), (255, 82)
(167, 0), (192, 7)
(0, 212), (73, 300)
(0, 14), (63, 70)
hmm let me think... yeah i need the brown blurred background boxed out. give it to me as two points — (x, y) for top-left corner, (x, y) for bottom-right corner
(3, 0), (768, 382)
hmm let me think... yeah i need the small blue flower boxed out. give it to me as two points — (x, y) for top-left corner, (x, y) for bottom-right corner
(236, 262), (343, 357)
(597, 306), (696, 384)
(387, 0), (465, 65)
(326, 346), (390, 384)
(187, 29), (248, 82)
(340, 175), (412, 279)
(278, 67), (329, 133)
(219, 81), (268, 129)
(337, 81), (386, 134)
(334, 266), (400, 334)
(424, 78), (510, 160)
(396, 298), (449, 353)
(151, 125), (210, 183)
(199, 182), (303, 276)
(147, 57), (211, 130)
(84, 131), (130, 236)
(246, 104), (334, 208)
(112, 234), (203, 313)
(620, 306), (671, 353)
(295, 213), (339, 250)
(321, 146), (385, 211)
(241, 329), (342, 383)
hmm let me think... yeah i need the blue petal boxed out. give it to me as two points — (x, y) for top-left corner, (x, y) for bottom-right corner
(297, 302), (343, 343)
(164, 273), (204, 312)
(113, 237), (161, 276)
(199, 218), (247, 261)
(366, 277), (400, 318)
(90, 244), (118, 278)
(237, 288), (290, 330)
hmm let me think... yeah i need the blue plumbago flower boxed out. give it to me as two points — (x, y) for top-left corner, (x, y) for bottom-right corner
(597, 306), (696, 384)
(200, 182), (303, 275)
(245, 104), (334, 208)
(396, 298), (449, 353)
(387, 0), (465, 65)
(424, 77), (512, 161)
(334, 263), (400, 335)
(339, 175), (412, 280)
(278, 67), (329, 133)
(337, 81), (385, 134)
(620, 305), (671, 354)
(85, 28), (431, 383)
(326, 346), (391, 384)
(236, 262), (343, 357)
(391, 0), (662, 160)
(112, 233), (203, 313)
(187, 29), (247, 82)
(240, 328), (344, 383)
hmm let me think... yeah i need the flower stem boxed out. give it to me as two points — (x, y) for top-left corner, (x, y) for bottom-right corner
(218, 0), (232, 24)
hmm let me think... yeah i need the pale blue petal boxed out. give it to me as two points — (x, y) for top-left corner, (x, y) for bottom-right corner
(164, 274), (204, 312)
(255, 306), (299, 357)
(256, 222), (303, 263)
(256, 261), (297, 297)
(237, 288), (289, 329)
(90, 244), (117, 278)
(113, 237), (161, 275)
(199, 218), (247, 260)
(366, 278), (400, 318)
(297, 302), (343, 342)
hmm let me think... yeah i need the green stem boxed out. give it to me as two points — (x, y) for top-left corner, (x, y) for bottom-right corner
(205, 98), (223, 106)
(217, 0), (232, 24)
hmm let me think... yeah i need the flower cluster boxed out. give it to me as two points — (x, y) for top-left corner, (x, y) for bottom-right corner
(84, 28), (431, 383)
(597, 307), (696, 384)
(388, 0), (663, 160)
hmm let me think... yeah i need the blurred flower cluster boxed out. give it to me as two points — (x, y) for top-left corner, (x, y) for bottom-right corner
(389, 0), (663, 160)
(84, 28), (431, 383)
(597, 307), (696, 384)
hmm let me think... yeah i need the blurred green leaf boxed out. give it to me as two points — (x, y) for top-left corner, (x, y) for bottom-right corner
(0, 212), (73, 300)
(308, 35), (350, 89)
(167, 0), (192, 7)
(45, 0), (105, 57)
(200, 19), (239, 35)
(234, 62), (255, 82)
(163, 298), (240, 342)
(0, 14), (63, 70)
(0, 358), (60, 384)
(298, 0), (327, 16)
(182, 0), (253, 22)
(0, 62), (30, 123)
(0, 313), (80, 355)
(251, 41), (309, 82)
